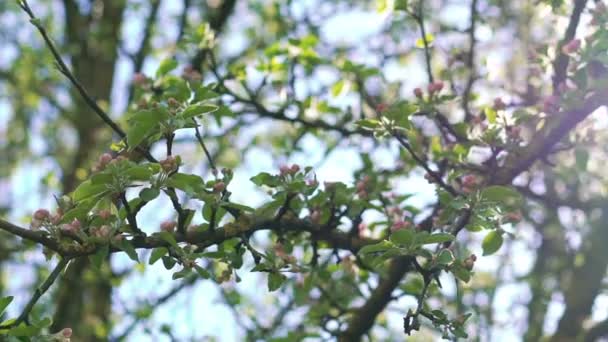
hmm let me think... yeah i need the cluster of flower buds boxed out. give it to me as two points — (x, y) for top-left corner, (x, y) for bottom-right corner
(561, 39), (581, 55)
(427, 80), (445, 95)
(50, 327), (72, 342)
(493, 97), (507, 111)
(160, 220), (177, 233)
(463, 254), (477, 271)
(461, 174), (479, 194)
(391, 219), (412, 232)
(167, 97), (181, 115)
(279, 164), (300, 177)
(160, 156), (178, 173)
(355, 175), (371, 198)
(182, 65), (202, 82)
(358, 223), (368, 237)
(98, 209), (112, 220)
(90, 225), (113, 240)
(132, 73), (149, 87)
(60, 219), (81, 234)
(375, 103), (389, 113)
(542, 95), (560, 114)
(31, 208), (63, 230)
(274, 243), (296, 264)
(92, 153), (114, 172)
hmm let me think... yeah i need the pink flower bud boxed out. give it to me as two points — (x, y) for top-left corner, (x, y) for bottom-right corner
(33, 209), (50, 220)
(70, 219), (81, 231)
(99, 153), (113, 167)
(160, 156), (177, 173)
(50, 214), (62, 225)
(413, 87), (423, 98)
(493, 97), (506, 110)
(376, 103), (389, 113)
(462, 175), (477, 187)
(542, 95), (560, 113)
(279, 165), (290, 176)
(561, 39), (581, 54)
(289, 164), (300, 174)
(391, 220), (411, 232)
(132, 73), (148, 86)
(98, 209), (112, 220)
(213, 181), (226, 193)
(62, 327), (72, 338)
(160, 221), (176, 233)
(428, 81), (444, 94)
(98, 225), (112, 238)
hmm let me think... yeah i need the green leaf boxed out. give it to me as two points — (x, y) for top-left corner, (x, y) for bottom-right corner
(172, 268), (192, 280)
(149, 247), (168, 265)
(158, 231), (179, 249)
(193, 86), (220, 102)
(116, 239), (139, 262)
(220, 201), (254, 212)
(331, 79), (346, 97)
(484, 107), (497, 124)
(140, 187), (160, 201)
(181, 104), (219, 119)
(479, 185), (523, 209)
(451, 263), (472, 283)
(127, 122), (156, 151)
(156, 58), (178, 77)
(167, 173), (206, 195)
(162, 255), (176, 270)
(8, 323), (40, 337)
(482, 230), (504, 256)
(436, 249), (454, 265)
(0, 297), (13, 317)
(89, 245), (109, 270)
(358, 240), (394, 255)
(128, 108), (170, 125)
(194, 265), (211, 278)
(268, 272), (286, 292)
(72, 180), (108, 202)
(390, 229), (414, 246)
(250, 172), (281, 187)
(125, 165), (153, 181)
(394, 0), (408, 10)
(356, 119), (381, 130)
(420, 233), (455, 245)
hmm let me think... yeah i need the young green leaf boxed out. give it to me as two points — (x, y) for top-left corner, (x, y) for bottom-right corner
(482, 230), (504, 256)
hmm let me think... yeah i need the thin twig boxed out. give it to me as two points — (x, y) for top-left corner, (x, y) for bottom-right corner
(18, 0), (157, 163)
(0, 258), (70, 328)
